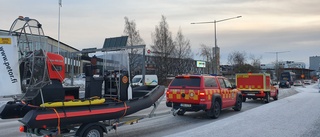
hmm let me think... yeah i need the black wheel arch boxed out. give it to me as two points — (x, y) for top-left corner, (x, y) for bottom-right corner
(211, 94), (222, 108)
(236, 92), (242, 99)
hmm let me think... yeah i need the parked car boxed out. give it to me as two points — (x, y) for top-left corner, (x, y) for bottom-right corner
(303, 79), (312, 85)
(279, 80), (291, 88)
(293, 80), (304, 86)
(131, 75), (158, 87)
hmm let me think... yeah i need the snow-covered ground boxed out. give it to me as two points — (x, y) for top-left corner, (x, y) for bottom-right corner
(166, 83), (320, 137)
(0, 98), (13, 107)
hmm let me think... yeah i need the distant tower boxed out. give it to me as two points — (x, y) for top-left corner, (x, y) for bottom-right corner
(213, 47), (220, 74)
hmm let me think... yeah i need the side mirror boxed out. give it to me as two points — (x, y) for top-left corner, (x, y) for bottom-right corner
(231, 85), (237, 89)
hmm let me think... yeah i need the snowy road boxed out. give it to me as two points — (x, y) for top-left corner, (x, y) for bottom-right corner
(0, 85), (313, 137)
(167, 84), (320, 137)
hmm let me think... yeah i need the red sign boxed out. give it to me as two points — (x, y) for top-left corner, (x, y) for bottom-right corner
(147, 49), (151, 54)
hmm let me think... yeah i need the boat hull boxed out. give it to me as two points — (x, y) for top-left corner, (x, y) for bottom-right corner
(0, 101), (32, 119)
(19, 85), (165, 128)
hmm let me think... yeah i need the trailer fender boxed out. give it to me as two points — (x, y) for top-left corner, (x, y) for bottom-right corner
(75, 122), (107, 137)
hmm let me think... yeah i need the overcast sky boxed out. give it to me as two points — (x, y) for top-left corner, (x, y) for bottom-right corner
(1, 0), (319, 67)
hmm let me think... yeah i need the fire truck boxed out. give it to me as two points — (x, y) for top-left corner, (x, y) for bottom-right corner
(236, 73), (278, 103)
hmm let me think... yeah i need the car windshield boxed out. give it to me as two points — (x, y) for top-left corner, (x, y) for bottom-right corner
(170, 77), (201, 87)
(132, 78), (142, 83)
(75, 73), (85, 78)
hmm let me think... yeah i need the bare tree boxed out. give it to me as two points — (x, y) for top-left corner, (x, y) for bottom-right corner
(228, 51), (261, 73)
(124, 17), (144, 46)
(249, 54), (262, 70)
(173, 27), (192, 59)
(173, 27), (192, 75)
(198, 44), (213, 73)
(151, 15), (175, 85)
(228, 51), (246, 66)
(123, 17), (144, 80)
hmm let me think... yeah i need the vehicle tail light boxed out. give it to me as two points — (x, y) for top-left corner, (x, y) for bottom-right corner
(19, 125), (26, 132)
(199, 91), (206, 101)
(182, 75), (190, 79)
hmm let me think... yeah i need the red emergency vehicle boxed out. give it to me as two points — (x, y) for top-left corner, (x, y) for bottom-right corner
(166, 75), (242, 119)
(236, 73), (278, 103)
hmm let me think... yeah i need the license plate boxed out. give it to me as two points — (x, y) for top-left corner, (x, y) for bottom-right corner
(181, 104), (191, 107)
(247, 94), (255, 96)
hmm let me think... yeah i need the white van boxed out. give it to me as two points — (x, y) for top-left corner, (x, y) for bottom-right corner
(131, 75), (158, 87)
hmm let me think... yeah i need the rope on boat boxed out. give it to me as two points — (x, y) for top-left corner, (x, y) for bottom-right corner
(52, 108), (61, 135)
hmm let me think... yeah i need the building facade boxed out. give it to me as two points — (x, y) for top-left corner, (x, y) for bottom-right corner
(309, 56), (320, 77)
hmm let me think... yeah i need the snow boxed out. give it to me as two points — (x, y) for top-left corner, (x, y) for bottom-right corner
(166, 83), (320, 137)
(0, 98), (12, 107)
(1, 83), (320, 136)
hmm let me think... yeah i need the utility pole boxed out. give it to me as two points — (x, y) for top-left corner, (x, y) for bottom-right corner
(191, 16), (242, 75)
(58, 0), (62, 54)
(266, 51), (290, 81)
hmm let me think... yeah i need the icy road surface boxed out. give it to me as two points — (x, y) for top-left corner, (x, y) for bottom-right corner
(166, 84), (320, 137)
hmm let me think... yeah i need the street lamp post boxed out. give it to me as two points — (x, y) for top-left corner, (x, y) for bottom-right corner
(266, 51), (290, 81)
(58, 0), (62, 54)
(191, 16), (242, 75)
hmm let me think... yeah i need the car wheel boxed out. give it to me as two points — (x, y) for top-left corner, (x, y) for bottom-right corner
(273, 91), (278, 100)
(264, 93), (270, 103)
(233, 96), (242, 111)
(242, 97), (246, 102)
(206, 100), (221, 119)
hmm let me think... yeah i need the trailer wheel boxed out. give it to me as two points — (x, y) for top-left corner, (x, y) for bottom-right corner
(233, 96), (242, 111)
(206, 99), (221, 119)
(177, 109), (186, 116)
(264, 93), (270, 103)
(81, 126), (103, 137)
